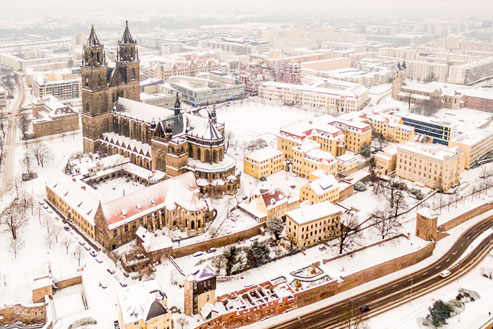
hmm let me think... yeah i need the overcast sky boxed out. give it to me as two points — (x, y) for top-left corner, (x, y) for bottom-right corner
(2, 0), (493, 25)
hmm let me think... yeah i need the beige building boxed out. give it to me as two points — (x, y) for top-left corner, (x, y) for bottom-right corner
(292, 140), (338, 179)
(117, 280), (172, 329)
(286, 201), (341, 249)
(0, 86), (7, 108)
(300, 173), (339, 204)
(407, 60), (449, 82)
(259, 79), (368, 113)
(243, 147), (284, 179)
(366, 114), (414, 144)
(396, 142), (465, 191)
(330, 118), (372, 153)
(32, 71), (81, 100)
(374, 147), (398, 175)
(32, 96), (80, 138)
(239, 188), (300, 222)
(448, 131), (493, 169)
(336, 153), (359, 175)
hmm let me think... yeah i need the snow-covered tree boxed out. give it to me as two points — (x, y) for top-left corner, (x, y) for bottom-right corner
(371, 208), (402, 240)
(266, 216), (284, 241)
(248, 241), (271, 268)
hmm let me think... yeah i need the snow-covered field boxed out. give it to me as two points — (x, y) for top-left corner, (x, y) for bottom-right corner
(92, 176), (146, 200)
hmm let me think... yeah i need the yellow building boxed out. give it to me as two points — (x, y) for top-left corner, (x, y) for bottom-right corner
(244, 147), (283, 179)
(396, 142), (465, 191)
(286, 201), (341, 249)
(366, 115), (415, 144)
(330, 118), (372, 153)
(374, 147), (398, 175)
(239, 188), (300, 222)
(336, 153), (358, 175)
(292, 140), (338, 179)
(117, 280), (172, 329)
(300, 173), (339, 204)
(448, 131), (493, 169)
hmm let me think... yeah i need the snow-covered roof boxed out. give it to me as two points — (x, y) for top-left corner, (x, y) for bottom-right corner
(117, 280), (168, 326)
(189, 262), (216, 282)
(287, 201), (342, 225)
(417, 207), (438, 219)
(308, 174), (339, 196)
(136, 227), (172, 253)
(245, 147), (282, 162)
(104, 172), (205, 230)
(397, 142), (461, 162)
(337, 153), (357, 163)
(115, 97), (176, 123)
(200, 302), (219, 320)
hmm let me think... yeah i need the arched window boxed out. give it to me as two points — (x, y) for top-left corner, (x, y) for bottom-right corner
(97, 75), (102, 87)
(205, 150), (210, 163)
(85, 103), (89, 113)
(191, 221), (195, 230)
(85, 77), (89, 87)
(197, 148), (201, 160)
(212, 150), (217, 163)
(131, 68), (136, 80)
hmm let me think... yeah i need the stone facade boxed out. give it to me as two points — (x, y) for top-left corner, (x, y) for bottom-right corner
(416, 208), (438, 241)
(32, 96), (79, 138)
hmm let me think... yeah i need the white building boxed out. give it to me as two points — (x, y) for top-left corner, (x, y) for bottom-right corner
(0, 86), (7, 108)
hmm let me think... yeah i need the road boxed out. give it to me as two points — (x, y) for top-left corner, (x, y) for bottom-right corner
(1, 76), (25, 195)
(271, 215), (493, 329)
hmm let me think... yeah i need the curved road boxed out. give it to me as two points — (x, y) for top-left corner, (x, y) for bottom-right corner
(1, 76), (25, 195)
(271, 214), (493, 329)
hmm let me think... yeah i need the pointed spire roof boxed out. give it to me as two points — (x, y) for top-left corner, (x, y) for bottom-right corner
(86, 25), (101, 47)
(120, 21), (135, 44)
(174, 92), (181, 109)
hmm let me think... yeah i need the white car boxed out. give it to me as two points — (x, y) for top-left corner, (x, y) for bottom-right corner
(95, 257), (103, 263)
(193, 251), (203, 257)
(99, 281), (107, 289)
(439, 270), (451, 278)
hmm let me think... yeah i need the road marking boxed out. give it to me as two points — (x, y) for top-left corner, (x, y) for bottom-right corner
(393, 284), (398, 287)
(461, 243), (464, 246)
(377, 290), (383, 294)
(435, 266), (441, 269)
(452, 251), (457, 255)
(446, 259), (450, 263)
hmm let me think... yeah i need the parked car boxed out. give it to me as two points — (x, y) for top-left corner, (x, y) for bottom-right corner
(318, 245), (327, 251)
(114, 320), (120, 329)
(193, 251), (203, 257)
(47, 209), (53, 214)
(359, 305), (371, 313)
(122, 271), (129, 278)
(78, 241), (85, 246)
(43, 205), (48, 210)
(107, 268), (115, 275)
(249, 236), (259, 242)
(38, 201), (44, 206)
(119, 281), (127, 288)
(95, 257), (103, 263)
(89, 250), (97, 257)
(99, 281), (107, 289)
(63, 226), (70, 232)
(206, 248), (216, 254)
(440, 270), (451, 278)
(84, 245), (91, 251)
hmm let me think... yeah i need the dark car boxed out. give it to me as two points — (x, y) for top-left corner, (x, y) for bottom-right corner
(359, 305), (371, 313)
(114, 320), (120, 329)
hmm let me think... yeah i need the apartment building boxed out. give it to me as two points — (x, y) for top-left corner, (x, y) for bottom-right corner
(400, 113), (457, 145)
(396, 142), (465, 191)
(258, 79), (368, 113)
(149, 53), (221, 81)
(32, 75), (81, 100)
(292, 140), (338, 178)
(286, 201), (341, 249)
(336, 153), (359, 175)
(449, 131), (493, 168)
(306, 67), (394, 88)
(300, 173), (339, 204)
(244, 147), (284, 179)
(0, 86), (7, 108)
(448, 57), (493, 85)
(407, 60), (449, 83)
(366, 114), (415, 143)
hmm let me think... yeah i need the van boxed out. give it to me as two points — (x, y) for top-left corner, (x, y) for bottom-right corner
(193, 251), (203, 257)
(439, 270), (451, 278)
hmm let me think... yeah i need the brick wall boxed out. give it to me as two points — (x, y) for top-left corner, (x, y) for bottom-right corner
(438, 202), (493, 232)
(0, 303), (46, 326)
(172, 223), (265, 258)
(295, 242), (435, 307)
(55, 275), (82, 289)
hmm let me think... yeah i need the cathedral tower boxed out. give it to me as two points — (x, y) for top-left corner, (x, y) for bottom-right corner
(81, 25), (112, 153)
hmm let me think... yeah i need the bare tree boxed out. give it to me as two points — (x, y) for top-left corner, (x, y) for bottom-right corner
(18, 114), (30, 139)
(332, 212), (361, 255)
(342, 304), (371, 329)
(62, 238), (71, 254)
(23, 142), (32, 174)
(10, 236), (23, 259)
(32, 141), (52, 168)
(75, 246), (83, 267)
(45, 233), (54, 249)
(52, 226), (61, 244)
(0, 197), (29, 240)
(371, 208), (402, 240)
(175, 316), (189, 329)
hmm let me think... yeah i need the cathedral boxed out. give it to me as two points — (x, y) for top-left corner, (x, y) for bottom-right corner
(81, 22), (240, 198)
